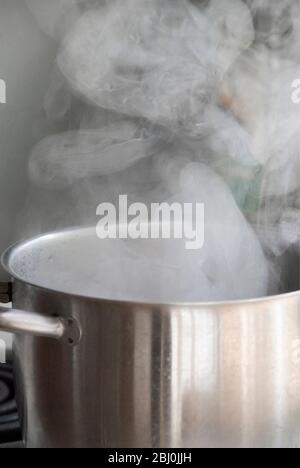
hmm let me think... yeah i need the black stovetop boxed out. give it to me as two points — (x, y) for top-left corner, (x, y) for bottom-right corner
(0, 364), (22, 446)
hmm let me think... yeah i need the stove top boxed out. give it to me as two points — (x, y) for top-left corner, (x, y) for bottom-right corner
(0, 364), (22, 446)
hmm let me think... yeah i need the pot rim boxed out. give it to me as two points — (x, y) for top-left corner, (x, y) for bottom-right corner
(2, 226), (299, 309)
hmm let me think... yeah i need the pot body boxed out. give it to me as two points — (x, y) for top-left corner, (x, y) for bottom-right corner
(11, 280), (300, 448)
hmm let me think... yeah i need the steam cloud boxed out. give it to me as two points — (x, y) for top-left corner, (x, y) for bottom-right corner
(23, 0), (300, 301)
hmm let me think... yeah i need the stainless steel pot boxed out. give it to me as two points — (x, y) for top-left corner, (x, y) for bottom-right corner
(0, 228), (299, 448)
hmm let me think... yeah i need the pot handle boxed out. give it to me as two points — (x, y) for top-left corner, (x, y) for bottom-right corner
(0, 306), (81, 346)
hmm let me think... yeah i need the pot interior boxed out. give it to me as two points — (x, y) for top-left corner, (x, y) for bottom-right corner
(2, 227), (299, 304)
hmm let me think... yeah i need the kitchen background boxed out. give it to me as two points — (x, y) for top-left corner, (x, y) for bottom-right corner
(1, 0), (299, 354)
(0, 0), (55, 349)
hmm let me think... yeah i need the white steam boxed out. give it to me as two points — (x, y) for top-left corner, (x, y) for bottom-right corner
(23, 0), (300, 301)
(29, 121), (162, 189)
(56, 0), (254, 137)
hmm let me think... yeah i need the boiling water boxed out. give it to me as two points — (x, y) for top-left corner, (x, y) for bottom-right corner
(6, 226), (273, 303)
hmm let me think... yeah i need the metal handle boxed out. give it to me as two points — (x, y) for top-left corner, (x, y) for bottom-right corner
(0, 307), (81, 346)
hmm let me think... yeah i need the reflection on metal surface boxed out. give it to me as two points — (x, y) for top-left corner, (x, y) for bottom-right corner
(0, 233), (299, 448)
(6, 282), (300, 448)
